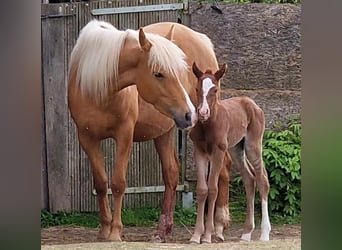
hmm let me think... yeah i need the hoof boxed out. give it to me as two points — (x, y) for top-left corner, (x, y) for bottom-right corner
(260, 234), (270, 241)
(213, 234), (224, 243)
(241, 233), (252, 242)
(151, 234), (166, 243)
(189, 236), (200, 244)
(201, 240), (211, 244)
(107, 233), (122, 242)
(97, 227), (110, 241)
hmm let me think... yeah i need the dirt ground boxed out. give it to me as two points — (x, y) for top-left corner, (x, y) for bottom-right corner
(41, 223), (301, 246)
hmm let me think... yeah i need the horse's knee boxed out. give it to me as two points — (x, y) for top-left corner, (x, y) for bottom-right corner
(94, 179), (109, 196)
(111, 181), (126, 197)
(197, 186), (208, 202)
(208, 185), (218, 198)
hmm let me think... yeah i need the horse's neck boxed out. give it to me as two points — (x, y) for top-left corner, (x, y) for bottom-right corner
(168, 30), (218, 106)
(115, 36), (141, 91)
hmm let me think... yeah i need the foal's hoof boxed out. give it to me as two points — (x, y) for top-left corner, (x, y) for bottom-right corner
(97, 227), (111, 241)
(201, 239), (211, 244)
(260, 234), (270, 241)
(240, 233), (252, 242)
(189, 236), (200, 244)
(108, 233), (122, 242)
(213, 233), (224, 243)
(151, 234), (166, 243)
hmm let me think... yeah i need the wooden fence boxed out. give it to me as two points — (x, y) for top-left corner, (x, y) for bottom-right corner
(41, 0), (190, 212)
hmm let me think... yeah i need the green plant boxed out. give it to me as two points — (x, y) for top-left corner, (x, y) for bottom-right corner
(122, 207), (160, 226)
(174, 205), (197, 226)
(41, 209), (99, 228)
(263, 118), (301, 217)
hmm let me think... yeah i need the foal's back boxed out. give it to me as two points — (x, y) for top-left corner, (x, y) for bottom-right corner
(219, 96), (265, 149)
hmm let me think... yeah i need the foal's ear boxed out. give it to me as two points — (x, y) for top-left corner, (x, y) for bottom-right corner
(192, 62), (203, 79)
(214, 63), (227, 81)
(139, 28), (152, 52)
(165, 24), (175, 41)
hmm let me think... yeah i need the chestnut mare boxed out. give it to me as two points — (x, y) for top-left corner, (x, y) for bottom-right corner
(68, 20), (219, 242)
(189, 63), (271, 243)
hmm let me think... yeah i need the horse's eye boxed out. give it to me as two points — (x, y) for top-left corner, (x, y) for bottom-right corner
(154, 72), (164, 79)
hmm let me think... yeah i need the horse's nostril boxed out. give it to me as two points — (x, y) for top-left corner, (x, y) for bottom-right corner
(185, 112), (191, 122)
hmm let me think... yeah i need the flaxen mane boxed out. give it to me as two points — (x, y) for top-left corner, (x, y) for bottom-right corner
(69, 19), (189, 103)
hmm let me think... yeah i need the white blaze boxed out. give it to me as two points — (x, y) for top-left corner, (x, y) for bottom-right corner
(179, 82), (197, 126)
(199, 78), (215, 119)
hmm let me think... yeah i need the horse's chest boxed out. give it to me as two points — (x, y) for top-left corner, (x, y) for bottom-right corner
(196, 131), (226, 154)
(190, 123), (227, 154)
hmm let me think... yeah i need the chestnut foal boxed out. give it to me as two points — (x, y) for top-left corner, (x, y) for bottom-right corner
(189, 63), (271, 243)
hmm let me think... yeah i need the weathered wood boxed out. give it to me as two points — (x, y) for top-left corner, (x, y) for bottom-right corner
(42, 13), (70, 212)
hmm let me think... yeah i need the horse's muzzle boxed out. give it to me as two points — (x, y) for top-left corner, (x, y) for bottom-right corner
(174, 111), (197, 129)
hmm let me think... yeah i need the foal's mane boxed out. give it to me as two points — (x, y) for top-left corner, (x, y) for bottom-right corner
(69, 19), (188, 103)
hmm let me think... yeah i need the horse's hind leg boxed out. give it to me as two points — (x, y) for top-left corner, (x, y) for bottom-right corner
(230, 142), (256, 242)
(78, 132), (112, 240)
(214, 152), (231, 242)
(153, 127), (179, 242)
(245, 133), (271, 241)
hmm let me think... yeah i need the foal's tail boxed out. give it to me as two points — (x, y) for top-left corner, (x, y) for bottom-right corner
(245, 158), (256, 177)
(68, 19), (128, 103)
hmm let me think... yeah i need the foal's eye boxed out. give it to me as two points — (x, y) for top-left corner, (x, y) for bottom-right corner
(154, 72), (164, 79)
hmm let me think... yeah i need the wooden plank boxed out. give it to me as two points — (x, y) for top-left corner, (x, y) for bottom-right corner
(92, 185), (186, 195)
(42, 9), (71, 212)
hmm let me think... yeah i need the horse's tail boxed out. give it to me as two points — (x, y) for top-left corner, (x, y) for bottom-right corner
(68, 19), (128, 103)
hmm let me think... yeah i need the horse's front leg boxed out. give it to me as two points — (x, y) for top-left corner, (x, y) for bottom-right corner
(78, 132), (112, 240)
(153, 127), (179, 242)
(190, 147), (209, 244)
(202, 149), (225, 243)
(214, 152), (232, 242)
(108, 127), (135, 241)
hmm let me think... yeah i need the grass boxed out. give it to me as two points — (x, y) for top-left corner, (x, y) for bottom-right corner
(41, 202), (300, 228)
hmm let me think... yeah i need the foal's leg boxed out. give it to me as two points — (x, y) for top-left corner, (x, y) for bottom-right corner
(153, 127), (179, 242)
(78, 132), (112, 240)
(230, 144), (256, 241)
(108, 126), (135, 241)
(190, 148), (209, 244)
(202, 149), (225, 244)
(214, 152), (231, 242)
(245, 134), (271, 241)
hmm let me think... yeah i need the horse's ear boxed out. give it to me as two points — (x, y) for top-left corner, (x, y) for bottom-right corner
(139, 28), (152, 52)
(214, 63), (227, 81)
(165, 25), (175, 41)
(192, 62), (203, 79)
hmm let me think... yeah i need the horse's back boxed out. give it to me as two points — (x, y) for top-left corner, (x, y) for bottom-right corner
(144, 22), (217, 70)
(221, 96), (265, 132)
